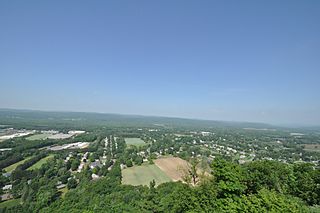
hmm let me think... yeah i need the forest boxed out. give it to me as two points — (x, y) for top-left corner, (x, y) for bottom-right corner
(1, 157), (319, 212)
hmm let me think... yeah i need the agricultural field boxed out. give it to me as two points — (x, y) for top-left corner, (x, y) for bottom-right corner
(303, 144), (320, 152)
(26, 133), (51, 141)
(27, 154), (55, 170)
(154, 157), (189, 181)
(4, 157), (33, 173)
(122, 164), (171, 186)
(125, 138), (146, 147)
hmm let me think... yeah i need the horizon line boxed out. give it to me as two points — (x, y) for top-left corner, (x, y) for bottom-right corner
(1, 107), (317, 129)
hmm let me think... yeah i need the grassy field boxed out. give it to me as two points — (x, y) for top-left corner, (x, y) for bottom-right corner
(125, 138), (146, 147)
(0, 199), (21, 208)
(26, 133), (51, 141)
(122, 164), (171, 186)
(27, 154), (55, 170)
(4, 157), (33, 173)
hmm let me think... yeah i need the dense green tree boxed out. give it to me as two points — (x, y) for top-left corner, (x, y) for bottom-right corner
(245, 160), (294, 194)
(290, 163), (320, 205)
(70, 159), (80, 171)
(217, 189), (309, 213)
(211, 158), (247, 198)
(134, 155), (143, 166)
(126, 159), (133, 167)
(33, 186), (59, 211)
(67, 178), (77, 189)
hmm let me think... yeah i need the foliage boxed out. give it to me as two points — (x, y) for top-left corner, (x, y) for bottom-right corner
(211, 158), (247, 198)
(67, 178), (77, 190)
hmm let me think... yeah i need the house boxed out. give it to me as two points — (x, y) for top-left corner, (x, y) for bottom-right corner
(89, 161), (102, 169)
(2, 184), (12, 191)
(2, 173), (11, 178)
(1, 193), (13, 201)
(91, 173), (100, 180)
(238, 160), (246, 164)
(56, 184), (66, 190)
(120, 164), (127, 170)
(201, 131), (211, 136)
(77, 162), (85, 172)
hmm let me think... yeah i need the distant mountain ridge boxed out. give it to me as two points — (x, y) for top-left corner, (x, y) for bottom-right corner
(0, 108), (278, 130)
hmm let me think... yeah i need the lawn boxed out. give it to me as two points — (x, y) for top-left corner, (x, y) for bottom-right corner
(58, 187), (69, 198)
(27, 154), (55, 170)
(26, 133), (51, 141)
(0, 199), (21, 208)
(125, 138), (146, 147)
(122, 164), (171, 186)
(4, 157), (33, 173)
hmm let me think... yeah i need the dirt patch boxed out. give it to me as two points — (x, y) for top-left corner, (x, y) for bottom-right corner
(154, 157), (189, 181)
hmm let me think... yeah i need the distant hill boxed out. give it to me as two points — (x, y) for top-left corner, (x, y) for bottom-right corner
(0, 108), (277, 130)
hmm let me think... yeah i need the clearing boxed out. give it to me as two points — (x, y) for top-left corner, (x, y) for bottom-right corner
(26, 133), (51, 141)
(154, 157), (189, 182)
(122, 164), (171, 186)
(0, 198), (21, 208)
(4, 157), (33, 173)
(27, 154), (55, 170)
(303, 144), (320, 152)
(125, 138), (146, 147)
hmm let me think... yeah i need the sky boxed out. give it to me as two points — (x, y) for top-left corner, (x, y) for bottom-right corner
(0, 1), (319, 126)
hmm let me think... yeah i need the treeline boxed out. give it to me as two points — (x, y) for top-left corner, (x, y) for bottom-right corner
(8, 153), (49, 184)
(16, 153), (47, 171)
(14, 141), (55, 153)
(35, 158), (319, 212)
(3, 158), (319, 213)
(0, 137), (56, 152)
(0, 154), (23, 170)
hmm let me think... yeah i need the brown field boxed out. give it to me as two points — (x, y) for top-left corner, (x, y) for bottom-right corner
(303, 144), (320, 152)
(154, 157), (189, 181)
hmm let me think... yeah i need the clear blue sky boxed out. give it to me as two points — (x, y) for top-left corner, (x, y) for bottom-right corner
(0, 1), (319, 126)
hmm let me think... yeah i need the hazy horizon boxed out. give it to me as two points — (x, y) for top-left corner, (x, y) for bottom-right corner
(1, 1), (319, 126)
(0, 107), (318, 128)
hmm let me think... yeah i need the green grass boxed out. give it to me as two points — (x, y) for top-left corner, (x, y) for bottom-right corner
(27, 154), (54, 170)
(58, 187), (69, 198)
(122, 164), (171, 186)
(4, 157), (33, 173)
(0, 198), (21, 208)
(26, 133), (50, 141)
(125, 138), (146, 147)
